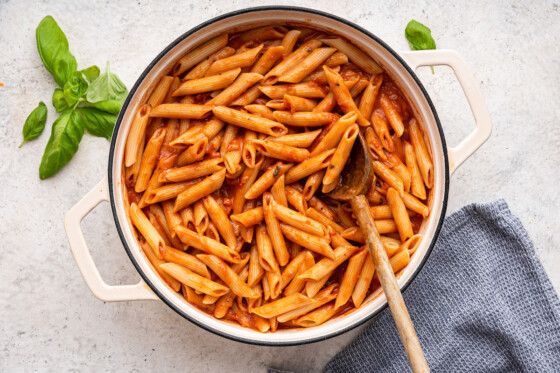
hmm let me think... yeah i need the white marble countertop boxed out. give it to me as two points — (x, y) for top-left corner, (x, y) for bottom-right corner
(1, 0), (559, 371)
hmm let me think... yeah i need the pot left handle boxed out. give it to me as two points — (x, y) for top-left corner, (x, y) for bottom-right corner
(64, 176), (158, 302)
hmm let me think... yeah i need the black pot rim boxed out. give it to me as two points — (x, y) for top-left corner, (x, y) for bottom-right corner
(108, 5), (449, 347)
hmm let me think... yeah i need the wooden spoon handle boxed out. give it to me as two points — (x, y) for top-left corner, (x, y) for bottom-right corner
(351, 195), (430, 373)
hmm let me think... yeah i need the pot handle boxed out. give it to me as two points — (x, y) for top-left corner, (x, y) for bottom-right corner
(64, 176), (158, 302)
(399, 50), (492, 174)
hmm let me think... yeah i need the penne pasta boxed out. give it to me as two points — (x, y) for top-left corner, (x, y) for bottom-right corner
(230, 85), (262, 106)
(283, 251), (315, 296)
(313, 78), (358, 112)
(203, 195), (237, 249)
(270, 174), (288, 207)
(372, 160), (404, 194)
(135, 127), (166, 193)
(305, 273), (332, 298)
(335, 249), (368, 309)
(311, 111), (358, 155)
(401, 192), (430, 217)
(244, 162), (292, 199)
(256, 224), (279, 272)
(248, 244), (265, 287)
(285, 149), (334, 184)
(324, 51), (348, 67)
(278, 284), (338, 322)
(262, 193), (290, 266)
(184, 46), (236, 81)
(280, 250), (309, 289)
(285, 186), (308, 215)
(323, 66), (370, 126)
(175, 225), (240, 263)
(197, 254), (257, 298)
(238, 25), (284, 42)
(139, 240), (181, 292)
(231, 207), (264, 228)
(205, 44), (263, 77)
(173, 68), (241, 96)
(160, 245), (211, 278)
(173, 169), (226, 212)
(259, 82), (328, 99)
(371, 109), (394, 152)
(160, 263), (229, 297)
(379, 92), (404, 136)
(278, 47), (336, 83)
(251, 293), (316, 318)
(263, 39), (322, 85)
(173, 34), (229, 76)
(295, 301), (337, 327)
(251, 46), (285, 75)
(282, 94), (318, 112)
(159, 158), (224, 183)
(358, 74), (383, 121)
(404, 140), (427, 200)
(245, 104), (275, 120)
(272, 111), (338, 127)
(280, 224), (334, 259)
(150, 103), (212, 119)
(409, 118), (434, 188)
(176, 138), (208, 167)
(321, 37), (383, 75)
(267, 129), (321, 148)
(207, 73), (263, 106)
(147, 76), (174, 107)
(352, 253), (374, 308)
(123, 25), (435, 332)
(212, 106), (288, 137)
(280, 30), (301, 57)
(298, 245), (359, 281)
(322, 124), (359, 192)
(272, 200), (326, 237)
(124, 104), (151, 167)
(250, 139), (310, 162)
(130, 203), (165, 259)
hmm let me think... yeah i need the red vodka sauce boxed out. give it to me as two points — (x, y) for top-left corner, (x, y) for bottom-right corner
(122, 23), (434, 333)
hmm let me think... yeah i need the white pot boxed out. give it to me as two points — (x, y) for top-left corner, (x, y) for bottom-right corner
(64, 7), (491, 345)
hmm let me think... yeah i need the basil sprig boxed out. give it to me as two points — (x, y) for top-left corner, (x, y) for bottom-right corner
(39, 111), (85, 179)
(87, 61), (128, 105)
(36, 16), (78, 87)
(19, 101), (48, 148)
(405, 20), (437, 73)
(21, 15), (128, 179)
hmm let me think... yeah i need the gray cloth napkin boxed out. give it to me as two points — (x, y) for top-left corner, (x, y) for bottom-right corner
(271, 200), (560, 372)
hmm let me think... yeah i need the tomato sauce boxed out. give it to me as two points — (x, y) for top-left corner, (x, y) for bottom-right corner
(124, 23), (432, 332)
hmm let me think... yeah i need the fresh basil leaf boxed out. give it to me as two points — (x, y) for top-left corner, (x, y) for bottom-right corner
(80, 65), (100, 82)
(405, 20), (437, 73)
(90, 99), (122, 114)
(20, 101), (48, 148)
(52, 88), (70, 112)
(63, 71), (88, 107)
(86, 61), (128, 105)
(79, 107), (116, 140)
(39, 110), (84, 179)
(36, 16), (78, 87)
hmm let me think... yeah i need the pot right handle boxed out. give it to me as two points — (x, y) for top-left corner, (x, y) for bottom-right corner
(399, 50), (492, 174)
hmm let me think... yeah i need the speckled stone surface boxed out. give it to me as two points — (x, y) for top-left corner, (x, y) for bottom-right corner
(1, 0), (559, 371)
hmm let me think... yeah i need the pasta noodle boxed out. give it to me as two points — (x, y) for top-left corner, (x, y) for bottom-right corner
(122, 24), (434, 332)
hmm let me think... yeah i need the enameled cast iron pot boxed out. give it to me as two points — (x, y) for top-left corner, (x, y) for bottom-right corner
(65, 7), (492, 346)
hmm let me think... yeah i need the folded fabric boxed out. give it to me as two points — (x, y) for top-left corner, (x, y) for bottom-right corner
(272, 200), (560, 372)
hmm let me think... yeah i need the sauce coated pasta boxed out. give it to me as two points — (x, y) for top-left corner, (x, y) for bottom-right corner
(123, 24), (433, 332)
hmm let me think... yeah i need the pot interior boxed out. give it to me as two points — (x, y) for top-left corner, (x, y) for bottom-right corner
(109, 7), (448, 345)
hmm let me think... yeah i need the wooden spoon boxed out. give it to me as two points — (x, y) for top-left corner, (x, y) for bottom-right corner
(328, 132), (430, 373)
